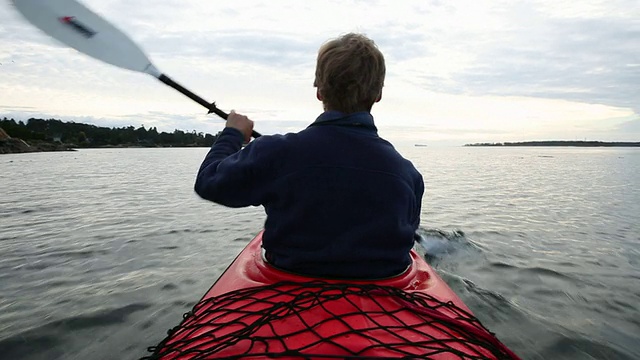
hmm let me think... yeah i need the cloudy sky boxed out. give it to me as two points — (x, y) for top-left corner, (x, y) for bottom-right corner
(1, 0), (639, 146)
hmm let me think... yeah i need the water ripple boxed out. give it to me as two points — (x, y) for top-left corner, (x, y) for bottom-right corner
(1, 147), (638, 359)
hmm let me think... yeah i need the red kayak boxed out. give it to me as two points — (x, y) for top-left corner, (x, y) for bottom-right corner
(144, 231), (519, 359)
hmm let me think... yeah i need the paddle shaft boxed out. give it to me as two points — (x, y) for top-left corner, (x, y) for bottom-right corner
(158, 74), (261, 138)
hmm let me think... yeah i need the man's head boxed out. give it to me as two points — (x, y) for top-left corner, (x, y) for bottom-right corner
(314, 33), (385, 113)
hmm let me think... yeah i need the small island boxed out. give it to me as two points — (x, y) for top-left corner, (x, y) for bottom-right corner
(464, 141), (640, 147)
(1, 117), (221, 154)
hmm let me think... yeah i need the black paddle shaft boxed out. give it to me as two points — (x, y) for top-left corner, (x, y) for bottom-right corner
(158, 74), (261, 138)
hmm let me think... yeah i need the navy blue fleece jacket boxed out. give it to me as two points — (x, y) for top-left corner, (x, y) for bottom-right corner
(195, 111), (424, 279)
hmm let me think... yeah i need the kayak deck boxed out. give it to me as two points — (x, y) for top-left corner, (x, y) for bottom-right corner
(144, 232), (519, 359)
(205, 231), (467, 303)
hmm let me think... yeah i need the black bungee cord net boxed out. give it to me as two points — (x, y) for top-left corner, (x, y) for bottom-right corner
(142, 281), (520, 359)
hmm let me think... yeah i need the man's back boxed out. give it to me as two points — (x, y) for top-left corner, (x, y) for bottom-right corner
(196, 111), (424, 279)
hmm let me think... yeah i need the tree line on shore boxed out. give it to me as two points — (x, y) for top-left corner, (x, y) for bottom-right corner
(0, 117), (220, 148)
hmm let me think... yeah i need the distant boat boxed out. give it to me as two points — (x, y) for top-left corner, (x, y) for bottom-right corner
(414, 144), (428, 147)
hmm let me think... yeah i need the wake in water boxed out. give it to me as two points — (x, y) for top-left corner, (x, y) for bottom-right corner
(415, 227), (638, 360)
(415, 228), (481, 263)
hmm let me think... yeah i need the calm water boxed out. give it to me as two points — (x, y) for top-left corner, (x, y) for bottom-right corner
(1, 146), (639, 359)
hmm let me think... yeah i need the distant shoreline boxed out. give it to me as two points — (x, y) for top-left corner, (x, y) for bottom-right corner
(464, 141), (640, 147)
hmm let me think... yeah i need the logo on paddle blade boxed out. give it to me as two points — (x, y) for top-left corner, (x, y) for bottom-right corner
(59, 16), (97, 38)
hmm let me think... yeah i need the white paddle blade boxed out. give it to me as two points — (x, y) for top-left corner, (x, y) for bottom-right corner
(11, 0), (159, 76)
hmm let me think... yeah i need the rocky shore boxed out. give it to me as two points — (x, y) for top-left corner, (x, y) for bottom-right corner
(0, 127), (75, 154)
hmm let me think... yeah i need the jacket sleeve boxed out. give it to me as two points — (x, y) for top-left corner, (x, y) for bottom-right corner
(413, 172), (425, 231)
(194, 127), (272, 208)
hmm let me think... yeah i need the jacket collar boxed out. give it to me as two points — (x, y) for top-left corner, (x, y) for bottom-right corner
(309, 111), (378, 133)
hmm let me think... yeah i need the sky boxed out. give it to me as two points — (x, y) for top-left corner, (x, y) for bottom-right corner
(1, 0), (639, 146)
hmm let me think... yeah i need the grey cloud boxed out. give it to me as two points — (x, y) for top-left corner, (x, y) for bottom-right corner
(383, 124), (513, 136)
(3, 0), (314, 70)
(2, 0), (434, 74)
(141, 30), (318, 69)
(1, 4), (64, 46)
(615, 118), (640, 133)
(416, 13), (640, 112)
(367, 25), (434, 62)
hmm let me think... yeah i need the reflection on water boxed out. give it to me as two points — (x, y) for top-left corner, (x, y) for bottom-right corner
(1, 147), (639, 359)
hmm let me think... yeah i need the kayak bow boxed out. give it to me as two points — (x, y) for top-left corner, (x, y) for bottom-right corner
(144, 231), (519, 359)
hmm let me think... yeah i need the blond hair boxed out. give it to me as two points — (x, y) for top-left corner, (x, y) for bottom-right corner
(314, 33), (385, 113)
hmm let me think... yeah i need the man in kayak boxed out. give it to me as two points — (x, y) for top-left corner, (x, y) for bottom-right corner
(195, 33), (424, 279)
